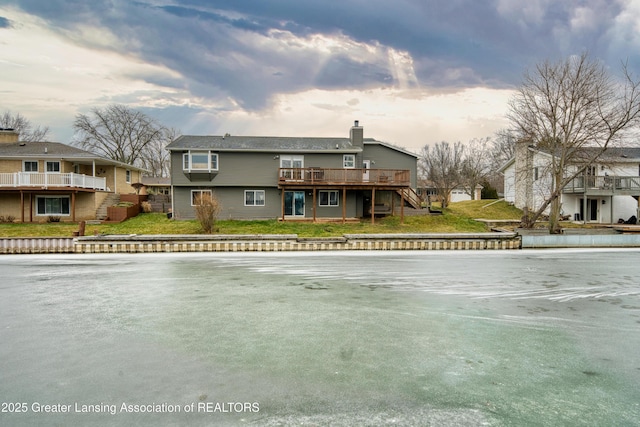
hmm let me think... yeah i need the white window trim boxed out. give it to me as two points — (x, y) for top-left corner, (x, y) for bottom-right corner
(191, 189), (213, 206)
(46, 161), (60, 173)
(23, 160), (38, 172)
(343, 154), (355, 169)
(318, 190), (339, 207)
(35, 195), (71, 216)
(183, 151), (219, 172)
(244, 190), (266, 206)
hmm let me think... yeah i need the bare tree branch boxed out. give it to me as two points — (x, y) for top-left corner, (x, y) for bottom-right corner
(508, 52), (640, 232)
(73, 104), (167, 171)
(1, 111), (50, 142)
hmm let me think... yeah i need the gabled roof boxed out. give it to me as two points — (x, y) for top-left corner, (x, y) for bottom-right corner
(0, 141), (146, 171)
(167, 135), (359, 153)
(363, 138), (418, 158)
(498, 145), (640, 173)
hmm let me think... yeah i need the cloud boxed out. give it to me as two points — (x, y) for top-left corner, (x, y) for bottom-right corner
(2, 0), (640, 148)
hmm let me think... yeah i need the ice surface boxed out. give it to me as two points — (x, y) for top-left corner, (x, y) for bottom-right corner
(1, 249), (639, 426)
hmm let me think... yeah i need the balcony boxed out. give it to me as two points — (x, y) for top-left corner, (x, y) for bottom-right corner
(563, 175), (640, 196)
(0, 172), (107, 191)
(278, 168), (410, 187)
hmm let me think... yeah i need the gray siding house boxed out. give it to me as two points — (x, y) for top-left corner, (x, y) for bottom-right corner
(166, 122), (419, 221)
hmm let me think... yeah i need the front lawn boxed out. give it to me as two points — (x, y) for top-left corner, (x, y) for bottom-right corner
(0, 200), (523, 237)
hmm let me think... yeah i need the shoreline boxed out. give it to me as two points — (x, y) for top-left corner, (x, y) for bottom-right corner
(4, 231), (640, 254)
(1, 233), (521, 254)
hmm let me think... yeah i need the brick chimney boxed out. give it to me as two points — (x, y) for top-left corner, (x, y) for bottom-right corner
(0, 129), (19, 143)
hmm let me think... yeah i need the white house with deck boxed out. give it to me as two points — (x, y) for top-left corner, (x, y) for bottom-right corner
(500, 140), (640, 224)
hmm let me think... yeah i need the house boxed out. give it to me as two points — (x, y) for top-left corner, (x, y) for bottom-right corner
(0, 129), (145, 222)
(500, 139), (640, 224)
(417, 184), (483, 204)
(166, 122), (420, 222)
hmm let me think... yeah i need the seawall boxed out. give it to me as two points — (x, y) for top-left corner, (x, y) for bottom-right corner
(1, 233), (520, 254)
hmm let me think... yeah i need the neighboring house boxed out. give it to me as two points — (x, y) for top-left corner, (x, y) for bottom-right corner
(166, 122), (420, 221)
(500, 140), (640, 224)
(0, 129), (145, 222)
(417, 184), (482, 204)
(140, 176), (171, 196)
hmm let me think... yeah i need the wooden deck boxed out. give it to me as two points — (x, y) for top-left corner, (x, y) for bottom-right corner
(564, 175), (640, 196)
(278, 168), (410, 188)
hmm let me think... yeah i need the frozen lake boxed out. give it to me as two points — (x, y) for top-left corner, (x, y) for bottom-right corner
(1, 250), (639, 426)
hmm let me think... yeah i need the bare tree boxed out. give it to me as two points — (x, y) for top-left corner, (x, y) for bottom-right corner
(508, 52), (640, 233)
(73, 105), (166, 168)
(140, 127), (179, 177)
(1, 111), (50, 142)
(420, 141), (465, 208)
(489, 129), (517, 172)
(460, 137), (491, 200)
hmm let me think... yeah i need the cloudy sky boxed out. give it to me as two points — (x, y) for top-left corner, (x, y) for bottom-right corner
(1, 0), (639, 152)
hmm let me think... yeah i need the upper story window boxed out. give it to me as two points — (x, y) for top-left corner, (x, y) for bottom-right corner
(280, 155), (304, 180)
(343, 154), (355, 168)
(46, 161), (60, 172)
(183, 151), (219, 172)
(23, 161), (38, 172)
(125, 170), (131, 183)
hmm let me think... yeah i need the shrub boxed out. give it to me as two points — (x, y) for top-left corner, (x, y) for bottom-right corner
(113, 202), (135, 208)
(47, 216), (61, 223)
(141, 201), (152, 213)
(194, 192), (221, 234)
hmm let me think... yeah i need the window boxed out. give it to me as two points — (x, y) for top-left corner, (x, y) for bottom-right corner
(46, 161), (60, 172)
(23, 161), (38, 172)
(125, 170), (131, 183)
(280, 155), (304, 180)
(183, 151), (219, 171)
(534, 167), (539, 181)
(191, 189), (212, 206)
(245, 190), (265, 206)
(319, 190), (339, 206)
(36, 196), (70, 216)
(343, 154), (355, 168)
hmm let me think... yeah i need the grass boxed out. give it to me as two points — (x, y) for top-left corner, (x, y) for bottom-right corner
(0, 200), (523, 238)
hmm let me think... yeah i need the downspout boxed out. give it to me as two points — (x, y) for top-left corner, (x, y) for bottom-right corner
(170, 184), (175, 219)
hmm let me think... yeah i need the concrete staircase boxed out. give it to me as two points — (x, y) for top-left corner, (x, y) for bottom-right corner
(96, 193), (120, 220)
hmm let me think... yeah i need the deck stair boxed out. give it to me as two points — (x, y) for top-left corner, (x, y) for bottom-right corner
(96, 193), (120, 220)
(397, 188), (422, 209)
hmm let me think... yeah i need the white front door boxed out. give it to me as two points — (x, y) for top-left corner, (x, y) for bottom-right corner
(363, 160), (371, 182)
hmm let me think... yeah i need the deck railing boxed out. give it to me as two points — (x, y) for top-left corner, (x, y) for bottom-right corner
(564, 175), (640, 193)
(0, 172), (107, 191)
(278, 168), (410, 185)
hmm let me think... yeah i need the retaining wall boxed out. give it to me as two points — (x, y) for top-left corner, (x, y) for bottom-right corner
(0, 233), (521, 254)
(0, 237), (75, 254)
(522, 234), (640, 248)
